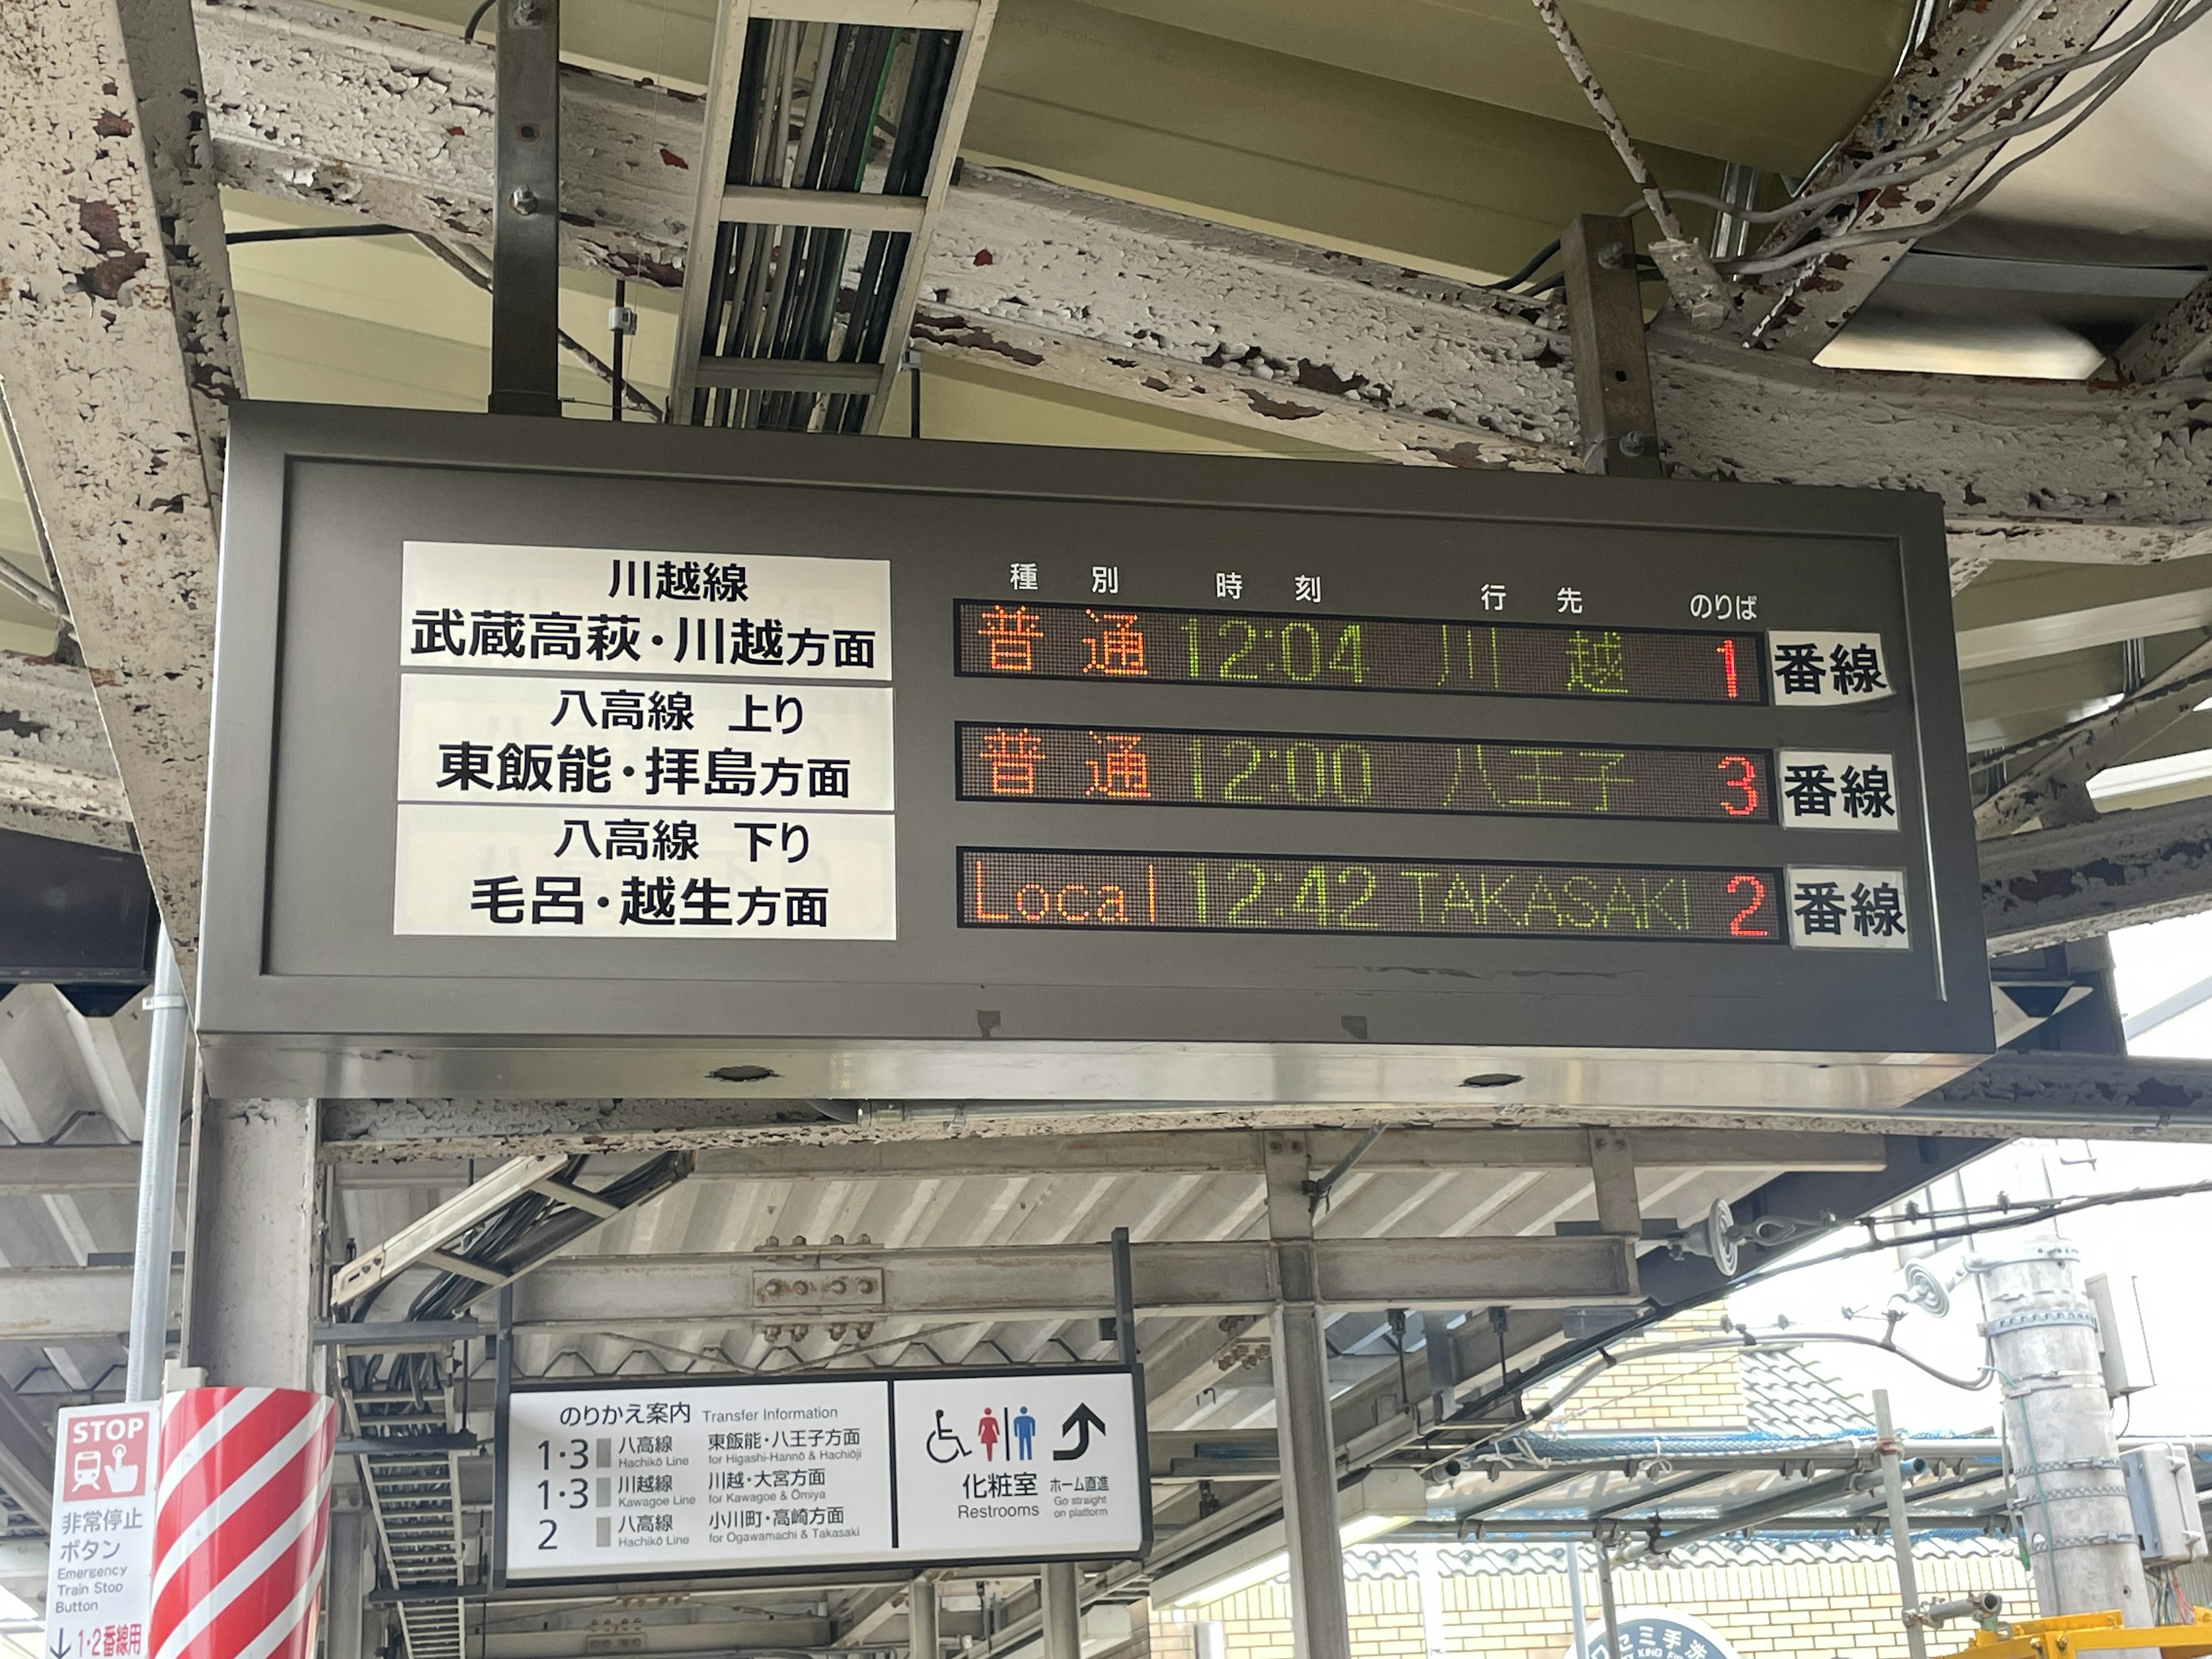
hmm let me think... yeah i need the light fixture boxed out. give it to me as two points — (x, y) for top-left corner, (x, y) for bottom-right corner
(2086, 746), (2212, 809)
(1153, 1468), (1431, 1607)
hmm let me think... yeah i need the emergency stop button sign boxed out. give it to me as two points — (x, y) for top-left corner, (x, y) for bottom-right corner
(891, 1370), (1145, 1555)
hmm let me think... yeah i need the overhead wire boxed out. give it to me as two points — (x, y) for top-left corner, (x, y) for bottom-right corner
(1716, 0), (2212, 278)
(1424, 1171), (2212, 1486)
(1722, 47), (2165, 279)
(1715, 1172), (2212, 1295)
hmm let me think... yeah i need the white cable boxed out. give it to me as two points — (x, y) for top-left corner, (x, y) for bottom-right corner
(1626, 0), (2208, 286)
(1723, 37), (2164, 279)
(1681, 0), (2210, 243)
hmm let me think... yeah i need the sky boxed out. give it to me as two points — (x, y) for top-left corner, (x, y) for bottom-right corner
(1724, 909), (2212, 1437)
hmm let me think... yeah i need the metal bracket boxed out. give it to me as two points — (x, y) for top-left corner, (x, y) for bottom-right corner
(750, 1264), (887, 1309)
(490, 0), (561, 415)
(2033, 1531), (2141, 1553)
(1559, 214), (1664, 479)
(315, 1317), (482, 1352)
(1983, 1308), (2100, 1336)
(329, 1152), (677, 1308)
(2014, 1456), (2120, 1478)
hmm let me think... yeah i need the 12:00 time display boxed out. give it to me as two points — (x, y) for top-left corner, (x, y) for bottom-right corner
(956, 600), (1763, 704)
(957, 724), (1771, 823)
(961, 849), (1784, 943)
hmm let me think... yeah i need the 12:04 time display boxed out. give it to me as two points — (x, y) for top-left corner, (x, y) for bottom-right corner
(956, 601), (1763, 704)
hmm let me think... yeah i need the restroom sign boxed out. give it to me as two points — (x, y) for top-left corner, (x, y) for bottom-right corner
(891, 1370), (1145, 1555)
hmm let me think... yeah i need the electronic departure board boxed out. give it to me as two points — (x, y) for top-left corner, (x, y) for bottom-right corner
(199, 404), (1991, 1109)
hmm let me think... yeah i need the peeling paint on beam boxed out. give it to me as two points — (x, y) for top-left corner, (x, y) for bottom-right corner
(912, 306), (1565, 469)
(0, 0), (249, 977)
(1975, 637), (2212, 837)
(1647, 323), (2212, 546)
(912, 173), (1580, 459)
(1981, 792), (2212, 953)
(196, 0), (2212, 554)
(2111, 271), (2212, 384)
(1930, 1052), (2212, 1130)
(198, 0), (696, 283)
(0, 652), (130, 849)
(1740, 0), (2134, 357)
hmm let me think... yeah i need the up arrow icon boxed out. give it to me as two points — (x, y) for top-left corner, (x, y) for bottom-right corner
(1054, 1402), (1107, 1461)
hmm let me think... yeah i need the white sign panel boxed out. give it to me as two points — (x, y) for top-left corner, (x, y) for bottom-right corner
(46, 1403), (157, 1659)
(394, 544), (896, 940)
(1785, 866), (1912, 950)
(502, 1370), (1146, 1582)
(505, 1381), (895, 1580)
(890, 1370), (1145, 1558)
(1766, 631), (1892, 705)
(395, 805), (897, 937)
(397, 675), (895, 812)
(1776, 750), (1900, 831)
(401, 544), (893, 680)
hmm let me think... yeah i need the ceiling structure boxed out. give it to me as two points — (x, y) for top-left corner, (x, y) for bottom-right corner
(2, 0), (2210, 868)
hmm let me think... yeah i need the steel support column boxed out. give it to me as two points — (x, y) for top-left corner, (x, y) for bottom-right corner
(126, 929), (190, 1400)
(1974, 1241), (2149, 1622)
(183, 1097), (319, 1387)
(1040, 1562), (1080, 1659)
(1266, 1135), (1351, 1659)
(327, 1503), (371, 1659)
(910, 1579), (939, 1659)
(1874, 1389), (1929, 1659)
(1594, 1547), (1622, 1659)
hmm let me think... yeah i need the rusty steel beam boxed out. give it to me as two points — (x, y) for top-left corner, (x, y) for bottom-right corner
(1975, 637), (2212, 836)
(1740, 0), (2134, 357)
(2111, 272), (2212, 384)
(1982, 791), (2212, 953)
(0, 0), (248, 977)
(0, 651), (131, 850)
(192, 0), (2212, 561)
(1930, 1051), (2212, 1131)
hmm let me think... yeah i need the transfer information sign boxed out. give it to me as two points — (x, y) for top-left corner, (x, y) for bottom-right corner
(498, 1367), (1147, 1582)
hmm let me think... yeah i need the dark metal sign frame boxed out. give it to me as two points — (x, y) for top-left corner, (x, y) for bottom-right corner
(491, 1361), (1153, 1588)
(200, 402), (1989, 1105)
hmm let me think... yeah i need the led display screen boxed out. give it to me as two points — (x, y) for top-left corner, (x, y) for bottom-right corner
(956, 723), (1774, 823)
(960, 849), (1785, 943)
(956, 601), (1764, 704)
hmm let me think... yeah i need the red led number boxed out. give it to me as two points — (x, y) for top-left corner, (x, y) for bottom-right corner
(1726, 873), (1770, 938)
(1715, 637), (1740, 699)
(1718, 754), (1759, 818)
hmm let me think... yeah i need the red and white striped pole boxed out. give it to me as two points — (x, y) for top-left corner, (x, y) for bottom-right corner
(149, 1389), (338, 1659)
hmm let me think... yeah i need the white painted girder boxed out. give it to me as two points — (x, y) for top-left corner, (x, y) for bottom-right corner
(198, 0), (2212, 562)
(0, 651), (130, 849)
(0, 1266), (137, 1342)
(198, 0), (698, 285)
(509, 1233), (1637, 1327)
(0, 0), (249, 978)
(1740, 0), (2134, 357)
(2113, 272), (2212, 384)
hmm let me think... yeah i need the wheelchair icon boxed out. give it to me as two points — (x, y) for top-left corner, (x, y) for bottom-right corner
(925, 1410), (969, 1464)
